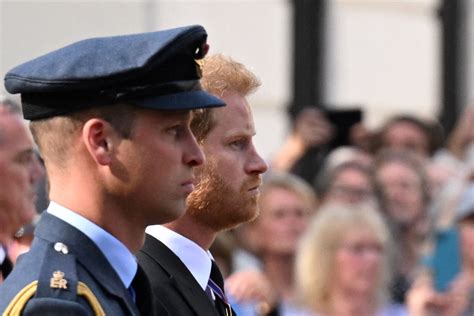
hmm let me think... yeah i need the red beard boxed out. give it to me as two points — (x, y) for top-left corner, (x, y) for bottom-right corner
(186, 162), (261, 231)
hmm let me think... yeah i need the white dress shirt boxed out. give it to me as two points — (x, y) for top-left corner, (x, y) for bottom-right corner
(0, 246), (6, 265)
(146, 224), (212, 290)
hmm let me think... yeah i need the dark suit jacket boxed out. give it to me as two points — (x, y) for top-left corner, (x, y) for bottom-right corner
(0, 212), (158, 315)
(0, 249), (12, 280)
(138, 234), (220, 316)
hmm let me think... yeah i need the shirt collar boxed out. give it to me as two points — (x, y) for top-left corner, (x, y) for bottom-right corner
(47, 201), (137, 288)
(0, 246), (5, 264)
(146, 225), (212, 290)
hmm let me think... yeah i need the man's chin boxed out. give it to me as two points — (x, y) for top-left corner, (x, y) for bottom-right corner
(193, 204), (258, 232)
(226, 205), (259, 229)
(245, 205), (259, 222)
(155, 202), (187, 225)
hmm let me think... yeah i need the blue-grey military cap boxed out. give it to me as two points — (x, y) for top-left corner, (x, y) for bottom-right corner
(4, 25), (224, 120)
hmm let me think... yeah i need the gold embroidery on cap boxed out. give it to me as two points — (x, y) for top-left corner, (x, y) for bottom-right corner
(195, 59), (204, 71)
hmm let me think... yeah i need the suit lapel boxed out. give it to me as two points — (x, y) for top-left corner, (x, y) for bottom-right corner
(133, 264), (157, 315)
(141, 234), (219, 316)
(35, 213), (140, 315)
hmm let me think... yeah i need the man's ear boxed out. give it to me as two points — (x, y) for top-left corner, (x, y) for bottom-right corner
(82, 118), (117, 166)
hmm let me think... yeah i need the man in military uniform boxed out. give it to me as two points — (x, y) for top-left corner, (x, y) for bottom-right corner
(0, 25), (224, 315)
(0, 98), (43, 281)
(138, 54), (268, 316)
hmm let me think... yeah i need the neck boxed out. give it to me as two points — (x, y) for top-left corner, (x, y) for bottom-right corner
(325, 287), (377, 316)
(398, 231), (420, 275)
(263, 252), (295, 300)
(164, 214), (217, 250)
(49, 180), (146, 253)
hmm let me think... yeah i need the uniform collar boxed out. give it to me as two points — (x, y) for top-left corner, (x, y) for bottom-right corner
(146, 225), (212, 290)
(47, 201), (137, 288)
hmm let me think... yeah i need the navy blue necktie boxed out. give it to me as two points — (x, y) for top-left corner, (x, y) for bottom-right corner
(207, 261), (232, 316)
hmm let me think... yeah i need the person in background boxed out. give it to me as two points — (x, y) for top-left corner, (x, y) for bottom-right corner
(5, 216), (38, 265)
(372, 115), (443, 159)
(226, 172), (317, 315)
(316, 161), (374, 205)
(373, 149), (432, 304)
(210, 232), (279, 316)
(442, 105), (474, 165)
(0, 25), (223, 314)
(0, 97), (43, 245)
(0, 97), (43, 282)
(406, 182), (474, 316)
(271, 107), (334, 185)
(138, 54), (268, 316)
(295, 203), (406, 316)
(429, 105), (474, 197)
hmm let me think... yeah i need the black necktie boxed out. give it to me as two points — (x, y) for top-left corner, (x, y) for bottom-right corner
(207, 261), (233, 316)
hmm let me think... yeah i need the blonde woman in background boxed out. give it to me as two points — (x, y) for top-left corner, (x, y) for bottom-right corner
(295, 203), (407, 316)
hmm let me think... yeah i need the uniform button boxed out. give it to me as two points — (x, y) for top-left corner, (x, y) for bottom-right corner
(54, 242), (69, 254)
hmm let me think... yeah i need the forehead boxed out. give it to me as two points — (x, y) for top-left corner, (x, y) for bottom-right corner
(211, 92), (254, 132)
(139, 109), (192, 122)
(342, 227), (378, 242)
(385, 121), (427, 140)
(377, 160), (417, 177)
(334, 166), (369, 181)
(261, 186), (309, 209)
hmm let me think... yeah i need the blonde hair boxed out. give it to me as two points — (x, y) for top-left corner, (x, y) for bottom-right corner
(191, 54), (260, 142)
(260, 172), (318, 213)
(295, 202), (392, 312)
(200, 54), (260, 97)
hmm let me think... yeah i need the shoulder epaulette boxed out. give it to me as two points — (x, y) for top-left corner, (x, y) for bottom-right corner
(3, 242), (105, 316)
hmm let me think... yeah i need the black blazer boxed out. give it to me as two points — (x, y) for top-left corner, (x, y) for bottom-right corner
(138, 234), (220, 316)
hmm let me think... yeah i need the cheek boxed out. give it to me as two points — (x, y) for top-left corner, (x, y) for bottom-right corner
(212, 151), (244, 175)
(296, 220), (309, 235)
(260, 221), (290, 249)
(334, 253), (353, 281)
(407, 191), (423, 204)
(261, 220), (282, 239)
(7, 165), (30, 188)
(138, 144), (178, 179)
(338, 253), (356, 269)
(213, 161), (242, 190)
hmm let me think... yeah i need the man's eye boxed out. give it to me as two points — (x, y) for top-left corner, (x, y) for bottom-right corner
(272, 209), (286, 219)
(230, 139), (248, 149)
(16, 152), (34, 165)
(167, 126), (183, 137)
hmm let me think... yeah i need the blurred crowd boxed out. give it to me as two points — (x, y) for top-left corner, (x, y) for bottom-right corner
(2, 94), (474, 316)
(213, 105), (474, 316)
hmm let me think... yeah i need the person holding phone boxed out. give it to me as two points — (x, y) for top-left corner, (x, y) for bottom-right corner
(407, 183), (474, 316)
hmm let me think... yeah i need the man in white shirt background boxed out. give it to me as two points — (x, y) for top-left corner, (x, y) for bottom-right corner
(0, 97), (43, 282)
